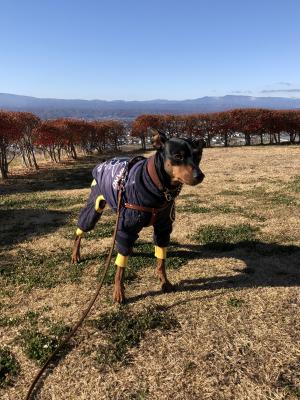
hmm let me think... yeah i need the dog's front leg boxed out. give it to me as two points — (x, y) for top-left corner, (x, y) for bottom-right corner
(71, 234), (82, 263)
(113, 254), (128, 304)
(155, 247), (174, 292)
(113, 266), (125, 304)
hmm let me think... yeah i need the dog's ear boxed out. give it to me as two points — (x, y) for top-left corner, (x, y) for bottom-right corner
(149, 128), (167, 149)
(190, 138), (206, 149)
(198, 138), (206, 148)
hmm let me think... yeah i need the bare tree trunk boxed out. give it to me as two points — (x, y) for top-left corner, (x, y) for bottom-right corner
(289, 133), (295, 144)
(206, 133), (211, 147)
(57, 147), (61, 162)
(141, 135), (146, 150)
(71, 143), (77, 159)
(26, 146), (33, 168)
(245, 133), (251, 146)
(224, 132), (228, 147)
(260, 133), (263, 145)
(31, 146), (39, 169)
(21, 148), (29, 167)
(0, 145), (8, 179)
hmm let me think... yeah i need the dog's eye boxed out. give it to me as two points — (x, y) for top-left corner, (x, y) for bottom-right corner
(173, 154), (184, 160)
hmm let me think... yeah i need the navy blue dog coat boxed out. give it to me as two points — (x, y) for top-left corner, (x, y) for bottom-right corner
(77, 157), (174, 256)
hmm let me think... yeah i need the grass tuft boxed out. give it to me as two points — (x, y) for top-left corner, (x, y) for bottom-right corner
(177, 203), (211, 213)
(0, 348), (20, 388)
(20, 322), (70, 365)
(92, 305), (179, 366)
(227, 298), (245, 307)
(0, 316), (23, 327)
(0, 248), (93, 291)
(192, 224), (259, 251)
(277, 359), (300, 398)
(287, 175), (300, 193)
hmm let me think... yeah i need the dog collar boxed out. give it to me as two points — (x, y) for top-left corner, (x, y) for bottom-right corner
(147, 156), (182, 201)
(147, 156), (164, 191)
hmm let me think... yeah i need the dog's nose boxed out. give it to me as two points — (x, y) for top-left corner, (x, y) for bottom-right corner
(193, 170), (205, 184)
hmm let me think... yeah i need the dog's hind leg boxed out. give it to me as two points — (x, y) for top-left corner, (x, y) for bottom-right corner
(71, 181), (106, 263)
(154, 246), (174, 292)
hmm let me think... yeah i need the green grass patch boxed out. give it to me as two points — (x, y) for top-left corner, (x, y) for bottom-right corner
(178, 193), (200, 199)
(132, 242), (191, 270)
(268, 192), (297, 206)
(63, 217), (115, 241)
(243, 187), (297, 206)
(20, 321), (70, 365)
(218, 190), (241, 196)
(177, 203), (211, 213)
(0, 348), (20, 388)
(85, 220), (115, 240)
(227, 298), (245, 307)
(287, 175), (300, 193)
(0, 193), (87, 210)
(219, 186), (298, 207)
(235, 208), (267, 222)
(0, 315), (23, 328)
(192, 224), (259, 251)
(91, 305), (179, 365)
(213, 204), (235, 214)
(0, 248), (95, 291)
(178, 200), (267, 222)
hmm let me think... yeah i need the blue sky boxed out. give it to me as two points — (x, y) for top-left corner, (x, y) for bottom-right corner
(0, 0), (299, 100)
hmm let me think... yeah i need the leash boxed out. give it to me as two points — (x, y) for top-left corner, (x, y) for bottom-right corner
(25, 190), (123, 400)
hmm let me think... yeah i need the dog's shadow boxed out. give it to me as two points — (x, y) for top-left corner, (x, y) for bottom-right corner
(127, 241), (300, 304)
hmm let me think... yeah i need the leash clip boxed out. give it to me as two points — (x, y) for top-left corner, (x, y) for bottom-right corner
(165, 192), (173, 202)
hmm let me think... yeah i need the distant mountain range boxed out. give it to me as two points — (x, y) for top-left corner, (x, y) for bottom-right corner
(1, 93), (300, 120)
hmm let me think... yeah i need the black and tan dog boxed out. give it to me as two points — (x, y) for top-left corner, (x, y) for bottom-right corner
(72, 130), (205, 303)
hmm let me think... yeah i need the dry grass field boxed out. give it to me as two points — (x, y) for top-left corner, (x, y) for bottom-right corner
(1, 145), (300, 400)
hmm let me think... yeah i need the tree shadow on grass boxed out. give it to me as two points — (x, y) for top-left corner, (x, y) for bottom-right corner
(127, 241), (300, 304)
(2, 160), (97, 194)
(2, 148), (150, 195)
(0, 208), (70, 247)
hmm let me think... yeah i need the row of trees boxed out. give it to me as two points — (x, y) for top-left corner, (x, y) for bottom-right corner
(132, 109), (300, 149)
(0, 111), (125, 178)
(1, 108), (299, 179)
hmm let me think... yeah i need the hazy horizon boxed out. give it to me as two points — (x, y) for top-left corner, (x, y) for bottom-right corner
(2, 92), (300, 102)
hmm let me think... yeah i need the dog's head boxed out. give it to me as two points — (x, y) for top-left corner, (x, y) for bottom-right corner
(150, 129), (205, 186)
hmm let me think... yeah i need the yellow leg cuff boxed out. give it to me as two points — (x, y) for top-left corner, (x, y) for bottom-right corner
(91, 179), (97, 187)
(95, 195), (106, 213)
(154, 246), (167, 259)
(115, 253), (128, 268)
(76, 228), (84, 237)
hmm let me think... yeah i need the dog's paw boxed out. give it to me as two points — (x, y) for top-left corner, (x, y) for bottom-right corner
(113, 285), (126, 304)
(71, 253), (81, 264)
(161, 280), (175, 293)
